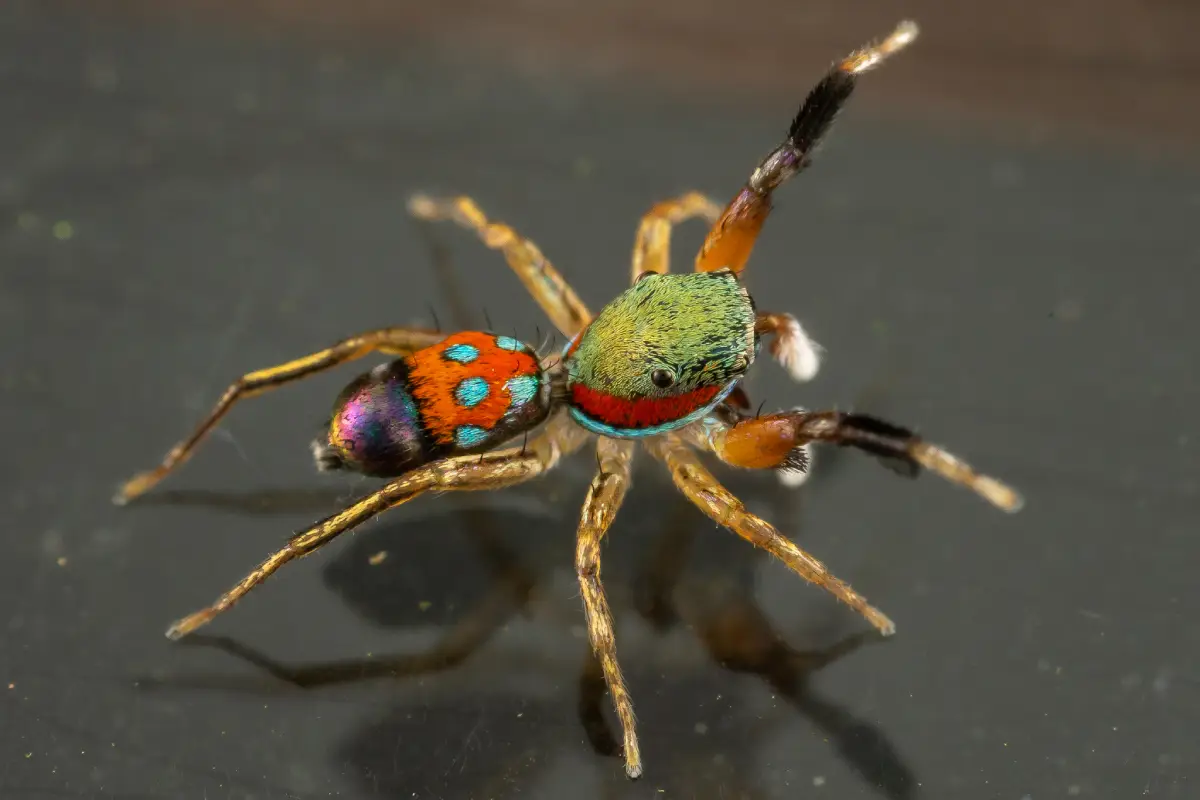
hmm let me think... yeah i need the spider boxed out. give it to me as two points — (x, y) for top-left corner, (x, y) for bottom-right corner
(115, 20), (1022, 780)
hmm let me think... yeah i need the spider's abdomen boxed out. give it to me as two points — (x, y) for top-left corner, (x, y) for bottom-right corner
(316, 332), (551, 477)
(564, 270), (757, 437)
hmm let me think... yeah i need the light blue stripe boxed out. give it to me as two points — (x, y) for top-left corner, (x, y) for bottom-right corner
(454, 376), (490, 408)
(567, 380), (741, 439)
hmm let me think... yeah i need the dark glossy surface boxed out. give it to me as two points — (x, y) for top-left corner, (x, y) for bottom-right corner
(2, 3), (1198, 798)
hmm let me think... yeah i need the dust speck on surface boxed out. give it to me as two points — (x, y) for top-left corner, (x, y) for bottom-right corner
(41, 529), (65, 558)
(368, 550), (388, 565)
(84, 57), (118, 91)
(573, 156), (594, 178)
(1053, 298), (1084, 322)
(990, 160), (1025, 186)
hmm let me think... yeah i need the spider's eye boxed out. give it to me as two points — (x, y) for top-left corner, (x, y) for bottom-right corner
(650, 368), (676, 389)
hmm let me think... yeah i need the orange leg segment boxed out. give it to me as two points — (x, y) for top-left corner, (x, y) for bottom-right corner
(690, 409), (1023, 512)
(694, 21), (919, 275)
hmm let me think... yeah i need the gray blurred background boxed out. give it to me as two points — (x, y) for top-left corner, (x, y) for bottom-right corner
(2, 2), (1197, 799)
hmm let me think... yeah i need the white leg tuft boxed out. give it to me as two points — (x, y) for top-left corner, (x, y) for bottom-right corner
(769, 314), (823, 382)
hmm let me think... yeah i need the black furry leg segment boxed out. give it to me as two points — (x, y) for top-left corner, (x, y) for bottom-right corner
(790, 410), (1023, 512)
(752, 21), (920, 194)
(694, 21), (919, 275)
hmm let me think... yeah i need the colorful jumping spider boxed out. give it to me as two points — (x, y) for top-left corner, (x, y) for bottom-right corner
(115, 21), (1022, 779)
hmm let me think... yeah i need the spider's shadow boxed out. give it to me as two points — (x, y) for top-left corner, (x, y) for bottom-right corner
(137, 462), (917, 799)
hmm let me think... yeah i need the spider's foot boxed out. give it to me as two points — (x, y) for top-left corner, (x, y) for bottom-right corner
(910, 443), (1024, 513)
(865, 606), (897, 637)
(407, 194), (441, 220)
(166, 609), (216, 641)
(113, 470), (162, 505)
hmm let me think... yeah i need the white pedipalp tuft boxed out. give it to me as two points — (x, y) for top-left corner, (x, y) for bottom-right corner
(769, 315), (823, 382)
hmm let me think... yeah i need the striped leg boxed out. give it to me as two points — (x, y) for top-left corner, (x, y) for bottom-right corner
(409, 194), (592, 338)
(114, 326), (445, 504)
(574, 438), (641, 777)
(164, 416), (587, 639)
(695, 21), (919, 276)
(630, 192), (721, 281)
(647, 435), (897, 636)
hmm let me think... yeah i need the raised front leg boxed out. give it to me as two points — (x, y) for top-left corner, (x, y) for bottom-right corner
(694, 21), (919, 276)
(408, 194), (592, 337)
(114, 326), (445, 504)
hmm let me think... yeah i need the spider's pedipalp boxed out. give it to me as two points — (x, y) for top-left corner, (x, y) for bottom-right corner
(756, 311), (823, 382)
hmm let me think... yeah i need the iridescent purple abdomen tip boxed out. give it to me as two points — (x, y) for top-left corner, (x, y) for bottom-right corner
(313, 361), (433, 477)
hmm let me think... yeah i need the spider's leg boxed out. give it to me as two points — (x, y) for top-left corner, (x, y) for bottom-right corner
(574, 438), (642, 778)
(177, 515), (538, 687)
(408, 194), (592, 338)
(647, 435), (896, 636)
(165, 417), (586, 640)
(690, 410), (1023, 512)
(630, 192), (722, 282)
(695, 21), (918, 275)
(756, 311), (823, 383)
(115, 326), (446, 504)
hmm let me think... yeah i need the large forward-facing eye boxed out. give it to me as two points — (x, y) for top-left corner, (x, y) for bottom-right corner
(650, 368), (676, 389)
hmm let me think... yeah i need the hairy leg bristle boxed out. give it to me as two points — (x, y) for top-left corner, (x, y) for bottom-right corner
(777, 443), (813, 488)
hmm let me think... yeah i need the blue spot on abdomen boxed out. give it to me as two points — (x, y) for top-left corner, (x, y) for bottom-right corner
(455, 425), (489, 449)
(505, 374), (539, 408)
(494, 336), (523, 352)
(443, 343), (480, 364)
(454, 376), (490, 408)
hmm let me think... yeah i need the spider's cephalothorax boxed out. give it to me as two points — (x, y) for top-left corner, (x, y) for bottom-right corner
(312, 331), (553, 477)
(564, 269), (756, 437)
(115, 20), (1025, 783)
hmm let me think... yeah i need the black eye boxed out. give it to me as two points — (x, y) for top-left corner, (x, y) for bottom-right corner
(650, 368), (675, 389)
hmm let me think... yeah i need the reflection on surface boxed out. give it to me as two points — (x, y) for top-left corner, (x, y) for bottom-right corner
(138, 452), (915, 798)
(133, 486), (357, 516)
